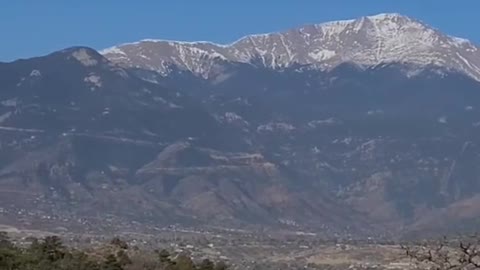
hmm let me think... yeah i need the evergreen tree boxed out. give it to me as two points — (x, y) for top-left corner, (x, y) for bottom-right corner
(117, 250), (132, 266)
(214, 261), (228, 270)
(198, 259), (215, 270)
(110, 237), (129, 250)
(0, 232), (12, 249)
(102, 254), (124, 270)
(176, 254), (194, 270)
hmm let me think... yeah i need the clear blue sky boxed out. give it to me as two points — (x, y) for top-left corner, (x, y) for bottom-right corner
(1, 1), (479, 62)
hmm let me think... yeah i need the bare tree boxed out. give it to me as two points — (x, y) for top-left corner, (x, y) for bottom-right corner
(401, 235), (480, 270)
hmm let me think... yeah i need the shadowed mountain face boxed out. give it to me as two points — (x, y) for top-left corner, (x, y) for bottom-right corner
(2, 40), (480, 235)
(155, 62), (480, 235)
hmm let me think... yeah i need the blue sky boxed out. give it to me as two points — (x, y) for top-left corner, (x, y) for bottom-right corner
(1, 1), (479, 61)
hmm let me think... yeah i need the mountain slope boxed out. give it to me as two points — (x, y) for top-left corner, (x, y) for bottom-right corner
(152, 61), (480, 235)
(101, 13), (480, 80)
(0, 47), (372, 234)
(4, 14), (480, 236)
(2, 47), (480, 235)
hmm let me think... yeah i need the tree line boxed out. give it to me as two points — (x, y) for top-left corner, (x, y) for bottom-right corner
(0, 232), (228, 270)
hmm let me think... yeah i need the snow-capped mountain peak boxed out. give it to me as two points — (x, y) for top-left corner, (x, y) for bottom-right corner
(101, 13), (480, 80)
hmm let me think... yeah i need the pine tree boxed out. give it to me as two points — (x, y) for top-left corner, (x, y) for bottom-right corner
(214, 261), (228, 270)
(198, 259), (215, 270)
(0, 232), (12, 249)
(102, 254), (124, 270)
(176, 254), (194, 270)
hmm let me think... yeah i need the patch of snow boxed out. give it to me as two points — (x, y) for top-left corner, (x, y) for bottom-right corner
(99, 46), (127, 56)
(257, 122), (295, 132)
(405, 67), (424, 78)
(367, 109), (384, 115)
(308, 118), (339, 128)
(279, 35), (293, 62)
(465, 106), (474, 111)
(153, 96), (167, 103)
(168, 102), (182, 109)
(0, 112), (11, 123)
(316, 18), (355, 34)
(224, 112), (243, 122)
(340, 137), (353, 145)
(367, 13), (404, 21)
(30, 70), (41, 77)
(72, 49), (98, 66)
(218, 112), (249, 126)
(84, 74), (102, 88)
(142, 38), (231, 48)
(1, 99), (18, 107)
(0, 126), (44, 133)
(16, 78), (25, 87)
(438, 116), (447, 124)
(139, 53), (151, 60)
(308, 49), (336, 61)
(451, 36), (470, 47)
(153, 96), (182, 108)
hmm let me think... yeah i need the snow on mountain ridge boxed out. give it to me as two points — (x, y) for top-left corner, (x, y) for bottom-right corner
(101, 13), (480, 81)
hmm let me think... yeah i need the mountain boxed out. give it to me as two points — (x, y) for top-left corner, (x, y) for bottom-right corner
(101, 13), (480, 81)
(184, 62), (480, 236)
(0, 47), (370, 234)
(2, 14), (480, 237)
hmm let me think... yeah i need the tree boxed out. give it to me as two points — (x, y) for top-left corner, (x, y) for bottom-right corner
(41, 235), (66, 262)
(175, 254), (194, 270)
(102, 254), (124, 270)
(157, 249), (172, 264)
(0, 232), (12, 249)
(0, 248), (21, 270)
(0, 235), (229, 270)
(402, 235), (480, 270)
(214, 260), (228, 270)
(198, 259), (215, 270)
(59, 251), (100, 270)
(111, 237), (129, 250)
(117, 250), (132, 266)
(155, 249), (178, 270)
